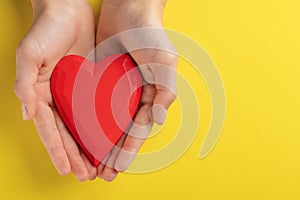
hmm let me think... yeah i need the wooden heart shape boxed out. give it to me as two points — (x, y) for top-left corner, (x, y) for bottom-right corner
(50, 54), (142, 167)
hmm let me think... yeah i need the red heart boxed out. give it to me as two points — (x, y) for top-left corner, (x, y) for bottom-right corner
(50, 54), (142, 167)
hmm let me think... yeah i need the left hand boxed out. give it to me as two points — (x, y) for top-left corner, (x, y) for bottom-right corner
(14, 0), (97, 181)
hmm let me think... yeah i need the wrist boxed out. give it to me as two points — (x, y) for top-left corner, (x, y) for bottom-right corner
(31, 0), (85, 13)
(103, 0), (167, 7)
(31, 0), (89, 18)
(103, 0), (167, 18)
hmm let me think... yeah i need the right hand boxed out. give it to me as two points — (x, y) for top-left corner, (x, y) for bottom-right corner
(96, 0), (178, 182)
(14, 0), (97, 181)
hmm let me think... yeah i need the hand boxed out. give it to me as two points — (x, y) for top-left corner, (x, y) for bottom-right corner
(96, 0), (178, 181)
(14, 0), (97, 181)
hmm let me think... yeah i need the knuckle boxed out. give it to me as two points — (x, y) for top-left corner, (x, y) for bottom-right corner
(13, 80), (32, 102)
(13, 80), (23, 97)
(135, 104), (152, 125)
(16, 41), (30, 59)
(160, 88), (177, 102)
(135, 115), (151, 126)
(16, 39), (42, 63)
(16, 43), (24, 57)
(168, 95), (177, 104)
(169, 91), (177, 101)
(165, 93), (177, 107)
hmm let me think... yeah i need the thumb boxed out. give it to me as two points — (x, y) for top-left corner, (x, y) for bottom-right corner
(152, 86), (177, 125)
(14, 82), (38, 121)
(14, 43), (40, 120)
(151, 57), (178, 125)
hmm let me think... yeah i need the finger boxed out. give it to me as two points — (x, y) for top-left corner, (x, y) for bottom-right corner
(80, 151), (98, 180)
(101, 134), (126, 182)
(14, 41), (42, 120)
(101, 167), (118, 182)
(103, 134), (126, 169)
(114, 103), (153, 172)
(33, 102), (71, 176)
(97, 154), (109, 179)
(53, 109), (91, 182)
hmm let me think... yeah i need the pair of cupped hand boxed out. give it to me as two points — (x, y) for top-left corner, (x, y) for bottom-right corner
(14, 0), (177, 182)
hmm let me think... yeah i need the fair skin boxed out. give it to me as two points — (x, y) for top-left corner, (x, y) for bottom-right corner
(96, 0), (177, 181)
(15, 0), (177, 182)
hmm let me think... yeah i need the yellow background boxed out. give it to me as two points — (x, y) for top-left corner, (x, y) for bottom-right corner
(1, 0), (299, 199)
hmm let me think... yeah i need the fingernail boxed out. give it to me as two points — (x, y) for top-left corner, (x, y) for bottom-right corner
(22, 104), (28, 120)
(152, 104), (167, 125)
